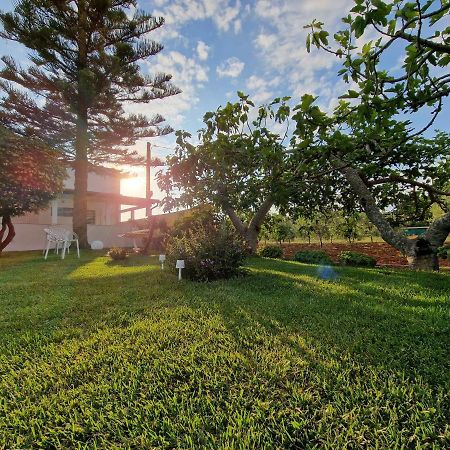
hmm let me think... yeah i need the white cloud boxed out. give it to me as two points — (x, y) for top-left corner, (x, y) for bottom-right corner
(252, 90), (273, 103)
(126, 50), (209, 129)
(152, 0), (242, 34)
(216, 57), (245, 78)
(245, 75), (281, 104)
(196, 41), (210, 61)
(253, 0), (354, 104)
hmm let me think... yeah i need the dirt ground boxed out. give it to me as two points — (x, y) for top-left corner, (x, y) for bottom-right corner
(279, 242), (450, 268)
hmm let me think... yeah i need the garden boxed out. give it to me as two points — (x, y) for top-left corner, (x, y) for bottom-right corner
(1, 0), (450, 447)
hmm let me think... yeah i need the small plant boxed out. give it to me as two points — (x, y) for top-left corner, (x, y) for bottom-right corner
(259, 245), (283, 259)
(293, 250), (332, 265)
(339, 251), (376, 267)
(107, 247), (128, 261)
(437, 245), (450, 259)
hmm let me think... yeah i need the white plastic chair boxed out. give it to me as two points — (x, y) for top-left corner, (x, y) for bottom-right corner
(43, 228), (80, 260)
(61, 231), (80, 259)
(43, 228), (66, 259)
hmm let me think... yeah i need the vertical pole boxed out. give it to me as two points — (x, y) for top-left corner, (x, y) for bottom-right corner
(146, 142), (152, 218)
(51, 200), (58, 225)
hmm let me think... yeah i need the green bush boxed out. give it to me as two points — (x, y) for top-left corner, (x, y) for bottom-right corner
(165, 221), (246, 282)
(339, 251), (376, 267)
(259, 245), (283, 258)
(107, 247), (128, 261)
(293, 250), (332, 265)
(437, 245), (450, 259)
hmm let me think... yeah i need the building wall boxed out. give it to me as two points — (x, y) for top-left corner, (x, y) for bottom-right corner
(64, 168), (120, 194)
(14, 195), (119, 227)
(5, 222), (135, 252)
(14, 167), (122, 226)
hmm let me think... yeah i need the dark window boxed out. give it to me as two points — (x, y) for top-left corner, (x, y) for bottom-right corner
(58, 207), (96, 224)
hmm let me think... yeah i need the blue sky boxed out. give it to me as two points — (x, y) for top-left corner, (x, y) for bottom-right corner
(0, 0), (449, 208)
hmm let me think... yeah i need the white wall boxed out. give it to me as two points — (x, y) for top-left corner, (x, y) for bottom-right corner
(4, 222), (135, 252)
(64, 168), (120, 194)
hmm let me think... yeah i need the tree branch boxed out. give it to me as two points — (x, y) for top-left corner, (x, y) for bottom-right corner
(331, 154), (412, 253)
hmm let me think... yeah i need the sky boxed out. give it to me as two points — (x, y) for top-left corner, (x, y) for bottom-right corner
(0, 0), (449, 216)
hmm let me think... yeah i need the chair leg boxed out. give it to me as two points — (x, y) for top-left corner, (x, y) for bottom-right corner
(61, 241), (67, 259)
(55, 242), (59, 255)
(44, 241), (50, 260)
(76, 240), (80, 258)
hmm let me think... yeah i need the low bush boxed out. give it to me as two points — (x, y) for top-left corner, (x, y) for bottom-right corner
(107, 247), (128, 261)
(339, 251), (376, 267)
(165, 220), (246, 282)
(293, 250), (332, 265)
(437, 245), (450, 259)
(259, 245), (283, 259)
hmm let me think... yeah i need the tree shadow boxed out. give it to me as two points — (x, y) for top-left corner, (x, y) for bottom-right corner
(187, 258), (450, 388)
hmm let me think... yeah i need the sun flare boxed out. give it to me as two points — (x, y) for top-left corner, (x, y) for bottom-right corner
(121, 176), (146, 198)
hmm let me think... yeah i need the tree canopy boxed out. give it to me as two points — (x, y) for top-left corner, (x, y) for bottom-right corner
(158, 94), (293, 252)
(295, 0), (450, 269)
(0, 126), (64, 252)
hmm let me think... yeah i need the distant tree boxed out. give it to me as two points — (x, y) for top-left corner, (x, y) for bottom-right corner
(262, 214), (296, 245)
(0, 127), (64, 253)
(358, 213), (380, 243)
(0, 1), (180, 246)
(296, 217), (314, 244)
(158, 94), (292, 253)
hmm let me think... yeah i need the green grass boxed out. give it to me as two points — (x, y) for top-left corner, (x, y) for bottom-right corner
(0, 251), (449, 448)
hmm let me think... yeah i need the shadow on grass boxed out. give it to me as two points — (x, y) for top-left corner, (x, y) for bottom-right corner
(189, 258), (450, 387)
(105, 254), (158, 267)
(1, 254), (449, 389)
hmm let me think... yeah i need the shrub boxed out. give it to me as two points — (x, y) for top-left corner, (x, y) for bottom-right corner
(437, 245), (450, 259)
(107, 247), (128, 261)
(339, 251), (376, 267)
(165, 221), (246, 282)
(259, 245), (283, 258)
(293, 250), (332, 265)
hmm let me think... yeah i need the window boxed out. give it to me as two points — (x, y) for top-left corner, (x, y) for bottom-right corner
(58, 208), (96, 224)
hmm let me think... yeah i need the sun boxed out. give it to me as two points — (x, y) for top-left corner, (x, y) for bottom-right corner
(121, 176), (146, 198)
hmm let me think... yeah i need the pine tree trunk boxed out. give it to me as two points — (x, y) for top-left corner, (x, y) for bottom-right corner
(0, 215), (16, 253)
(73, 108), (89, 248)
(73, 0), (89, 248)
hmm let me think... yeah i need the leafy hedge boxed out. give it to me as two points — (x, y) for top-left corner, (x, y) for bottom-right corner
(293, 250), (332, 265)
(437, 245), (450, 259)
(339, 251), (376, 267)
(259, 245), (283, 259)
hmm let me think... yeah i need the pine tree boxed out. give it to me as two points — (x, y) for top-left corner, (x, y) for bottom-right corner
(0, 1), (180, 246)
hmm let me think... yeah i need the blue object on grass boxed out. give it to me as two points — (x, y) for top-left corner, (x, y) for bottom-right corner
(317, 265), (338, 281)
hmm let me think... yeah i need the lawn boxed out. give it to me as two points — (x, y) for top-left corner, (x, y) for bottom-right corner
(0, 251), (449, 448)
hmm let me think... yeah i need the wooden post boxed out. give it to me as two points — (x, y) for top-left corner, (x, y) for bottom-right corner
(146, 142), (152, 217)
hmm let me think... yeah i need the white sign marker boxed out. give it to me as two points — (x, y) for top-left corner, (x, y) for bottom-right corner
(176, 259), (185, 280)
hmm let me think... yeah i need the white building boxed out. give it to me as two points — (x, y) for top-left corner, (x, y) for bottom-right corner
(6, 167), (155, 251)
